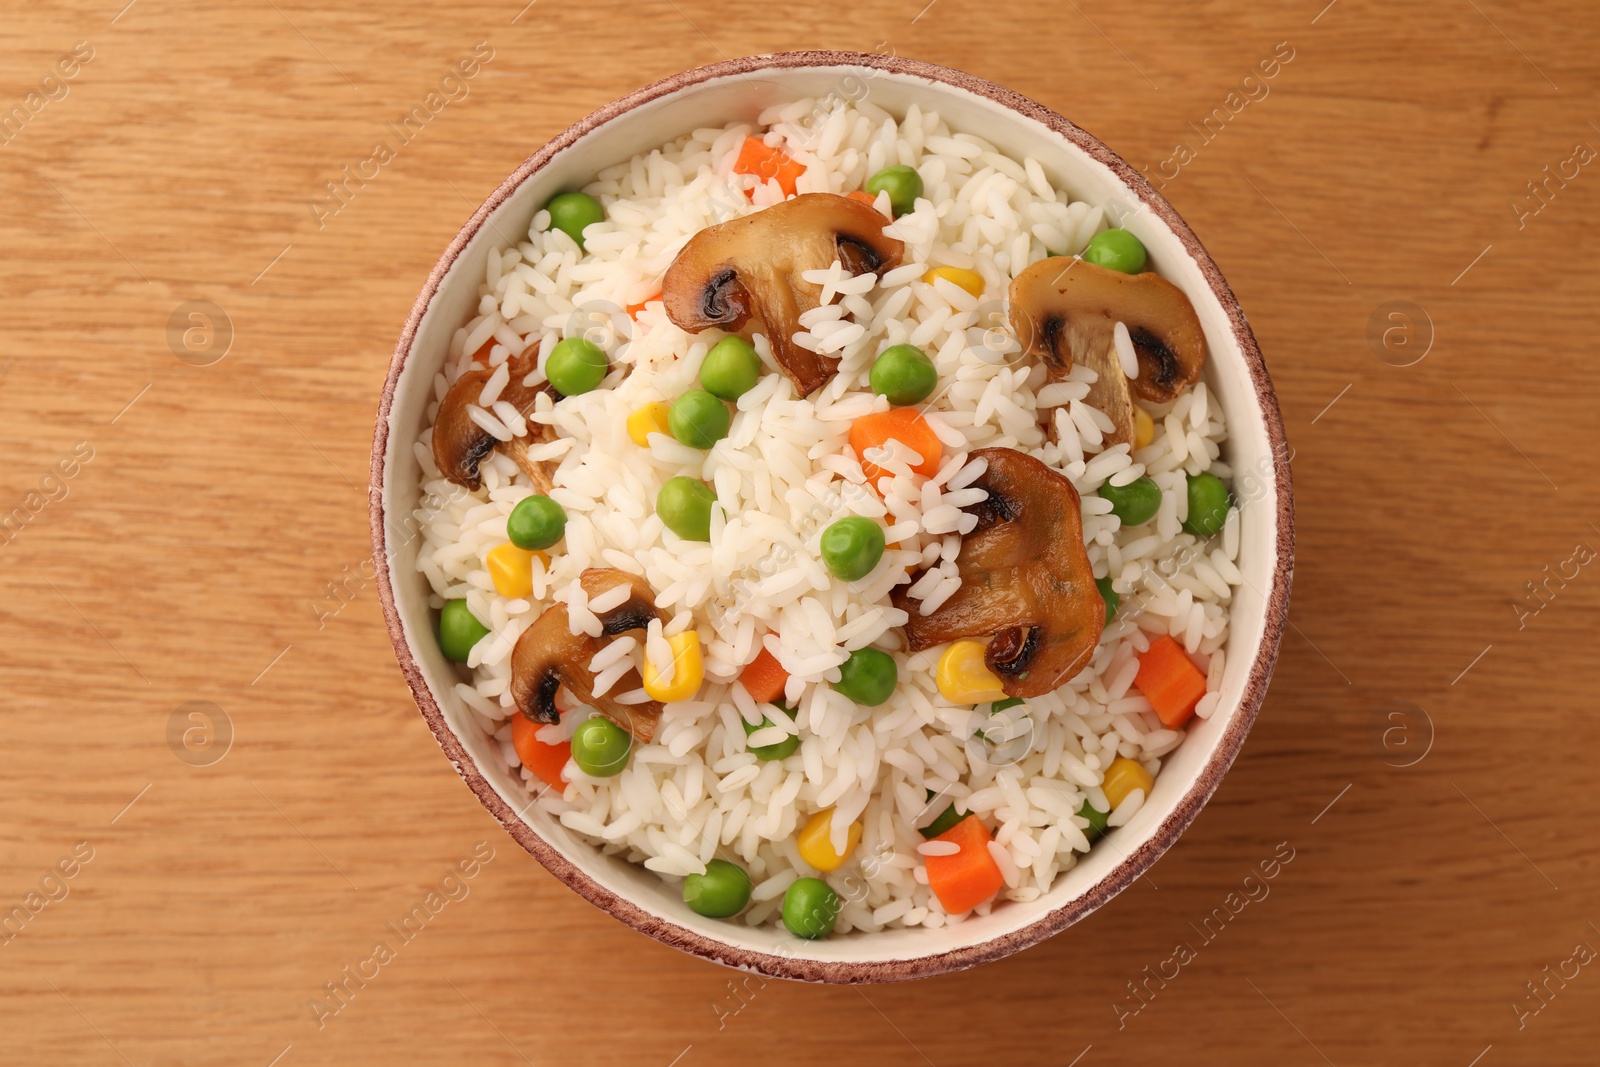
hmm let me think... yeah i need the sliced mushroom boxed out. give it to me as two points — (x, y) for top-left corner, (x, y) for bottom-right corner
(662, 193), (905, 396)
(509, 568), (666, 741)
(894, 447), (1103, 699)
(431, 347), (557, 493)
(1009, 257), (1206, 446)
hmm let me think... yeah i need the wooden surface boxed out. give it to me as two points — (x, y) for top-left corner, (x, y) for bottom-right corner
(2, 1), (1596, 1063)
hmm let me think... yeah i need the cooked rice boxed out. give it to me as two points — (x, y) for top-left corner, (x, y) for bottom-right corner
(410, 98), (1240, 932)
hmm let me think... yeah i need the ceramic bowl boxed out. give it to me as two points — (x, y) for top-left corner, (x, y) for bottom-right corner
(370, 50), (1293, 983)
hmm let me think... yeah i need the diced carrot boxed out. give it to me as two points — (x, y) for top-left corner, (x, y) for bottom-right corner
(511, 713), (571, 790)
(846, 190), (879, 208)
(740, 645), (790, 704)
(733, 136), (806, 198)
(1134, 634), (1208, 728)
(470, 339), (496, 363)
(627, 290), (662, 319)
(924, 815), (1005, 914)
(849, 407), (944, 489)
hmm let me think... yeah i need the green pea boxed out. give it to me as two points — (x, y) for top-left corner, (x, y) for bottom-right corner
(570, 715), (631, 777)
(700, 336), (762, 401)
(545, 191), (605, 250)
(918, 803), (964, 840)
(683, 859), (752, 918)
(656, 477), (716, 541)
(1098, 475), (1162, 527)
(743, 705), (799, 761)
(833, 647), (897, 706)
(1081, 228), (1147, 274)
(863, 164), (923, 217)
(438, 599), (490, 663)
(781, 876), (841, 939)
(545, 337), (608, 396)
(1078, 799), (1110, 841)
(1182, 472), (1231, 538)
(506, 494), (566, 551)
(819, 516), (886, 582)
(1096, 576), (1120, 626)
(668, 389), (731, 449)
(868, 344), (938, 405)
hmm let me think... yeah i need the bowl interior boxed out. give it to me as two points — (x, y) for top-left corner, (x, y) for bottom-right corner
(375, 56), (1288, 978)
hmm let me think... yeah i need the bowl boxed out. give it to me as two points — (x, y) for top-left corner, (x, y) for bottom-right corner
(370, 50), (1293, 983)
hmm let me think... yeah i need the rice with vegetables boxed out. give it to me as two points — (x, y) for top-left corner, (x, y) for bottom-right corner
(411, 96), (1241, 938)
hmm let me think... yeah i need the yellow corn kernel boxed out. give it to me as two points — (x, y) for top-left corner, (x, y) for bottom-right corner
(626, 402), (672, 447)
(486, 542), (537, 598)
(796, 808), (862, 872)
(1133, 408), (1155, 450)
(923, 266), (985, 298)
(642, 630), (704, 702)
(936, 639), (1009, 704)
(1101, 757), (1155, 811)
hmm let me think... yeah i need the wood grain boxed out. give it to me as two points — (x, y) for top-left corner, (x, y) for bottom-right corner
(2, 1), (1597, 1063)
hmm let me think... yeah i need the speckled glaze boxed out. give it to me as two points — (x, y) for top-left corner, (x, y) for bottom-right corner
(370, 51), (1294, 984)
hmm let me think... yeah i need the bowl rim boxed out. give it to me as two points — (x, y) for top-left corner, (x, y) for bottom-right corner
(369, 48), (1294, 984)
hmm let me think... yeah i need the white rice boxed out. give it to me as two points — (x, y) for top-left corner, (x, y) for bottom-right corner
(1113, 321), (1139, 380)
(411, 98), (1241, 933)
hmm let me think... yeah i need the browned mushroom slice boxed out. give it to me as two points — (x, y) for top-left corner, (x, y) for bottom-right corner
(662, 193), (905, 396)
(894, 447), (1103, 699)
(1009, 257), (1207, 446)
(431, 348), (557, 493)
(509, 568), (666, 741)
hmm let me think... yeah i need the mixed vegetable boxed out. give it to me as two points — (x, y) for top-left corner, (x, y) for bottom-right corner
(428, 142), (1235, 936)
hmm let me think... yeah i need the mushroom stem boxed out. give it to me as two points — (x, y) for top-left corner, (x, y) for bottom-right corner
(504, 436), (555, 496)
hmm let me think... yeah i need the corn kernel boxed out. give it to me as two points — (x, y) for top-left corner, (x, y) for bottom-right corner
(486, 542), (536, 598)
(1133, 408), (1155, 450)
(923, 266), (985, 298)
(626, 402), (672, 447)
(642, 630), (704, 702)
(1102, 757), (1155, 810)
(936, 639), (1009, 704)
(796, 808), (861, 872)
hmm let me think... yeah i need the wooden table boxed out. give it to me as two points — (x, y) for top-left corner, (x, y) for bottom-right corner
(3, 1), (1595, 1062)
